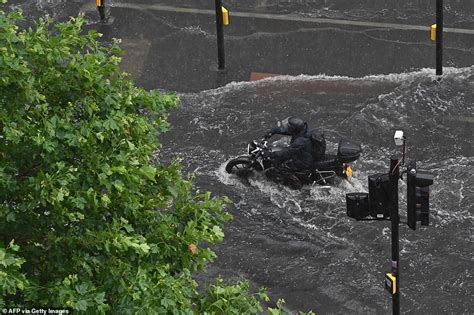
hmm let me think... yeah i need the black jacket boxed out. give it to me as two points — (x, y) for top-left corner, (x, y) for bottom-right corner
(269, 131), (314, 170)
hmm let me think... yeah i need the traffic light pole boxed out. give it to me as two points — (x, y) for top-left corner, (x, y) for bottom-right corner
(436, 0), (443, 76)
(389, 157), (400, 315)
(215, 0), (225, 70)
(346, 133), (434, 314)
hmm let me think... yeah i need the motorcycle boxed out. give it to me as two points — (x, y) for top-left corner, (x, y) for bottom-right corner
(225, 137), (362, 189)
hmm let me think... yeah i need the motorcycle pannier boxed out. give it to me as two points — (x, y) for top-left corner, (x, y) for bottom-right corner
(337, 139), (361, 163)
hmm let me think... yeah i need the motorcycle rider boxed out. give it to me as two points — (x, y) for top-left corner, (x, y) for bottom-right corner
(262, 117), (315, 185)
(264, 116), (308, 144)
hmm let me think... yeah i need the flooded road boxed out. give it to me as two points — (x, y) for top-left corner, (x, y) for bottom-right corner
(158, 68), (473, 313)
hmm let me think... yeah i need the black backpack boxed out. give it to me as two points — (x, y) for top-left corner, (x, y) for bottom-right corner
(308, 129), (326, 161)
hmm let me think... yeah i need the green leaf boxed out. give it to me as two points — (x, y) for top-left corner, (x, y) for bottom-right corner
(212, 225), (224, 239)
(140, 165), (156, 181)
(112, 180), (125, 192)
(137, 243), (150, 255)
(101, 194), (111, 206)
(96, 132), (105, 142)
(94, 292), (106, 304)
(8, 240), (20, 252)
(75, 299), (89, 311)
(75, 283), (86, 295)
(168, 185), (178, 198)
(73, 197), (87, 210)
(6, 212), (16, 222)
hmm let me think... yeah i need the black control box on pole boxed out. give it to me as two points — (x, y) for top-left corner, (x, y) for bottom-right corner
(215, 0), (225, 70)
(436, 0), (443, 76)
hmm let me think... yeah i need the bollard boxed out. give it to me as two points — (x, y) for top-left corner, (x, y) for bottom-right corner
(96, 0), (106, 22)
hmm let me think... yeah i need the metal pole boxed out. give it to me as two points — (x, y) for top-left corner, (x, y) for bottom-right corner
(389, 157), (400, 315)
(215, 0), (225, 70)
(436, 0), (443, 76)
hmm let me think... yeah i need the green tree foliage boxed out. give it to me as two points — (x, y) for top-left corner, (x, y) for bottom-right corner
(0, 5), (316, 313)
(0, 6), (295, 313)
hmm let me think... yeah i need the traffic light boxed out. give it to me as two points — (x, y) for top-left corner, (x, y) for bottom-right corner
(406, 161), (434, 230)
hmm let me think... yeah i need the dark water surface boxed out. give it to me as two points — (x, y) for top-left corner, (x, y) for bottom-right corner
(158, 68), (474, 313)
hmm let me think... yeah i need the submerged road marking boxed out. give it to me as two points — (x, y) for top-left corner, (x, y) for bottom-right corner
(250, 72), (282, 81)
(113, 3), (474, 35)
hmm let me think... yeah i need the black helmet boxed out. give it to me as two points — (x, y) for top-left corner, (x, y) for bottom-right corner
(278, 116), (307, 135)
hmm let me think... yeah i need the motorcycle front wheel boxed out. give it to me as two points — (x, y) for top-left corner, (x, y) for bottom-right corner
(225, 156), (253, 176)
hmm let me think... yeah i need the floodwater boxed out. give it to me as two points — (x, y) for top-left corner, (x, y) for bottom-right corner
(4, 0), (474, 313)
(158, 68), (474, 313)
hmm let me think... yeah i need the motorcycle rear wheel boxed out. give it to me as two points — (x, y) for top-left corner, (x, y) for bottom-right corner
(225, 157), (253, 176)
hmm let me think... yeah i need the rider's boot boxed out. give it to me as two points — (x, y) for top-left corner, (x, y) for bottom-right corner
(286, 174), (303, 190)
